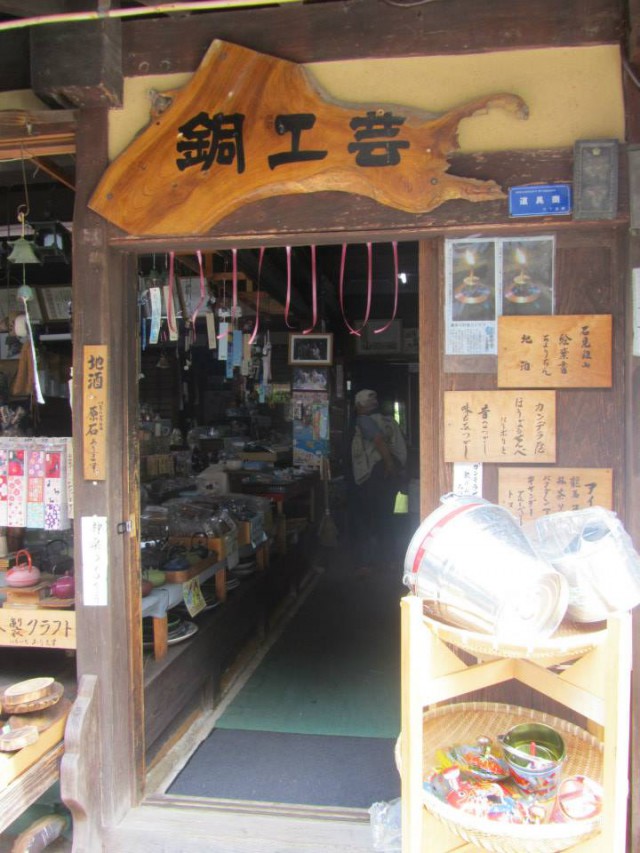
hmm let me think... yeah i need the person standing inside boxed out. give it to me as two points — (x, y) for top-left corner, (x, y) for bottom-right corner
(350, 389), (407, 574)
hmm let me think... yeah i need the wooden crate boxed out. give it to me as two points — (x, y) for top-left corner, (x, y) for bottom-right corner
(0, 697), (71, 791)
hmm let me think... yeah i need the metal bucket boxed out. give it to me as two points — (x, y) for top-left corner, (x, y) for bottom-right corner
(403, 494), (568, 641)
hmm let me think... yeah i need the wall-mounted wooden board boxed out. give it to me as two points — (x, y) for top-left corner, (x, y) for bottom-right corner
(444, 389), (556, 463)
(0, 608), (76, 649)
(498, 314), (612, 388)
(498, 466), (613, 524)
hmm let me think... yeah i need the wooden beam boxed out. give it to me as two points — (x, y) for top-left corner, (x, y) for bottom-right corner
(31, 19), (123, 108)
(29, 156), (75, 191)
(122, 0), (624, 76)
(0, 109), (76, 161)
(106, 148), (626, 252)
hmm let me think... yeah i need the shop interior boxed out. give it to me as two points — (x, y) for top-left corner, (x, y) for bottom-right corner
(135, 240), (421, 807)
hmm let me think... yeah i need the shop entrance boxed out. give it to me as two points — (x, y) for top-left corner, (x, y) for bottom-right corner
(136, 240), (421, 813)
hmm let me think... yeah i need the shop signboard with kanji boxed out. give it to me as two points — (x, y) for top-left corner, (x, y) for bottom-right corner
(89, 40), (527, 235)
(444, 390), (556, 463)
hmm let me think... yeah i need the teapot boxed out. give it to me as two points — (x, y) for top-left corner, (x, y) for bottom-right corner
(51, 573), (75, 599)
(6, 550), (41, 588)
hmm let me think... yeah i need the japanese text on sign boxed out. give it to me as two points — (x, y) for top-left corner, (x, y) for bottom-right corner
(498, 315), (612, 388)
(0, 609), (76, 649)
(444, 390), (556, 463)
(82, 345), (108, 480)
(81, 515), (109, 606)
(498, 467), (613, 524)
(176, 110), (409, 174)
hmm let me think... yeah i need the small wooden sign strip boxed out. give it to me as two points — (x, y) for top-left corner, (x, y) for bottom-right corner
(0, 608), (76, 649)
(444, 390), (556, 463)
(82, 344), (108, 480)
(498, 314), (612, 388)
(499, 467), (613, 524)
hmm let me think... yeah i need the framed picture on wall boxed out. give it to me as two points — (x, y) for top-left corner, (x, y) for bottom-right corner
(288, 333), (333, 366)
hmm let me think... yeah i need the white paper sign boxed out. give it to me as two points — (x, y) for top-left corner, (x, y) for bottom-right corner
(81, 515), (109, 606)
(453, 462), (483, 496)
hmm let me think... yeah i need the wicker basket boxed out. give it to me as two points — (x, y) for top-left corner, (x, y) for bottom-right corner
(422, 607), (607, 663)
(398, 701), (603, 853)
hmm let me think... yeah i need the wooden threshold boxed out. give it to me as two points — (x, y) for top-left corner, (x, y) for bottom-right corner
(106, 797), (375, 853)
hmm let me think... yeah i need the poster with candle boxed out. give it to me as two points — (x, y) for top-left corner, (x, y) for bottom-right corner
(500, 236), (554, 317)
(445, 238), (497, 355)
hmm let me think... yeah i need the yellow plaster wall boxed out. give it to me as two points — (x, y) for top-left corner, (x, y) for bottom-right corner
(109, 44), (624, 161)
(0, 90), (47, 110)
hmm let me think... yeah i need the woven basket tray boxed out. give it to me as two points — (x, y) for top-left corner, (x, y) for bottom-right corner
(401, 701), (603, 853)
(422, 607), (607, 662)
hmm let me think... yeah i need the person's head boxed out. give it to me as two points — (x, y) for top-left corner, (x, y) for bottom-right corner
(355, 389), (378, 414)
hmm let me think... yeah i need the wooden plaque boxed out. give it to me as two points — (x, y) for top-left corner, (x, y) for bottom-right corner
(444, 390), (556, 463)
(89, 40), (528, 235)
(499, 467), (613, 524)
(498, 314), (612, 388)
(82, 345), (108, 480)
(0, 608), (76, 649)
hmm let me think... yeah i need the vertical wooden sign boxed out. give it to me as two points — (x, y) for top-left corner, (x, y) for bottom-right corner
(499, 467), (613, 524)
(82, 345), (108, 480)
(444, 390), (556, 463)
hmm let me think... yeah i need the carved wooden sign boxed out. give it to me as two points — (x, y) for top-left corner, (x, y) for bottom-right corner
(89, 40), (528, 235)
(499, 466), (613, 524)
(498, 314), (612, 388)
(82, 345), (107, 481)
(444, 390), (556, 463)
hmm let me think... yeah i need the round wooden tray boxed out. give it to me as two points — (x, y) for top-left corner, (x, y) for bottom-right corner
(422, 608), (607, 662)
(406, 701), (603, 853)
(2, 681), (64, 714)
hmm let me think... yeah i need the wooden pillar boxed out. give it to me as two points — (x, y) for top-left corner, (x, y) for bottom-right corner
(418, 239), (446, 517)
(60, 106), (143, 846)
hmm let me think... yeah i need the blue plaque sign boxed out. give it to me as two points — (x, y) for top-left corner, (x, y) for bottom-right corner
(508, 184), (572, 218)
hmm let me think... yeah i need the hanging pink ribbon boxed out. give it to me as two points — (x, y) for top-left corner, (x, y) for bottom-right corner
(231, 247), (238, 323)
(374, 241), (399, 334)
(339, 242), (373, 336)
(302, 245), (318, 334)
(167, 251), (177, 336)
(249, 247), (265, 345)
(190, 249), (206, 329)
(284, 245), (296, 329)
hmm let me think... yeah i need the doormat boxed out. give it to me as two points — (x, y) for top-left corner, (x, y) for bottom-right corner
(168, 728), (400, 809)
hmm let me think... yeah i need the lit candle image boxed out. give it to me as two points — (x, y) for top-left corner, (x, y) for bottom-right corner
(505, 246), (540, 304)
(455, 247), (490, 304)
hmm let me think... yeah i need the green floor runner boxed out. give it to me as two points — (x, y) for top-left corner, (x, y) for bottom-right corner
(217, 563), (403, 738)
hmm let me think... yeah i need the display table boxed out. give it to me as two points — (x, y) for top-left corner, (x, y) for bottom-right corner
(233, 472), (319, 554)
(141, 557), (226, 660)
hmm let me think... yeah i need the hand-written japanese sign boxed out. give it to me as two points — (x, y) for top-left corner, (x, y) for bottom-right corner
(444, 390), (556, 463)
(89, 40), (528, 236)
(498, 315), (612, 388)
(0, 607), (76, 649)
(83, 345), (107, 480)
(498, 467), (613, 524)
(81, 515), (109, 607)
